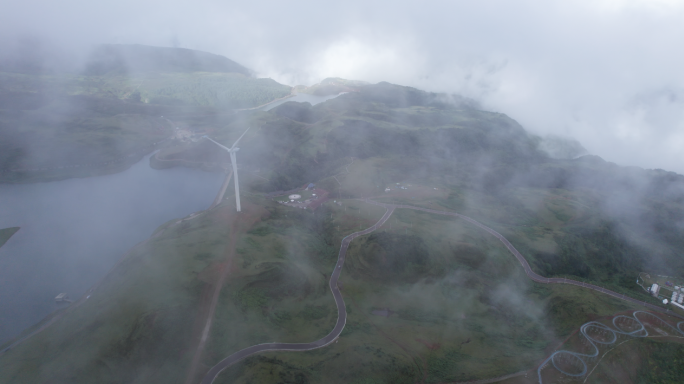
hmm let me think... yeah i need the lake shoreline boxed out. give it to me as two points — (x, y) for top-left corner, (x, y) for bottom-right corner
(0, 155), (225, 344)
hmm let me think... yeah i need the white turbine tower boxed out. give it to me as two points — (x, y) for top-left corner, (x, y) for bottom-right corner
(204, 128), (250, 212)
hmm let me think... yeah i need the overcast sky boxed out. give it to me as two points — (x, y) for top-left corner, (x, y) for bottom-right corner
(2, 0), (684, 173)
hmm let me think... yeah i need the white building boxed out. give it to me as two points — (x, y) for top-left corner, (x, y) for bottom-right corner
(651, 283), (660, 297)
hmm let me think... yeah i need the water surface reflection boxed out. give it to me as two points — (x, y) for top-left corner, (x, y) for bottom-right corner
(0, 156), (224, 344)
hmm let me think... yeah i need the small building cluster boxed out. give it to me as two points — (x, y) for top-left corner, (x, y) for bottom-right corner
(276, 187), (328, 211)
(650, 282), (684, 310)
(671, 286), (684, 305)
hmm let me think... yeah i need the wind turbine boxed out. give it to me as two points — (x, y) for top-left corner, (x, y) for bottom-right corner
(203, 128), (250, 212)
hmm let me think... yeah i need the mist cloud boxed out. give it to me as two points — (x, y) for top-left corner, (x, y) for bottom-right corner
(2, 0), (683, 172)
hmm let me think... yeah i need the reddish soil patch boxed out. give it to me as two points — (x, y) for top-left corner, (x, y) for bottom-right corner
(197, 262), (229, 285)
(307, 189), (330, 210)
(184, 201), (268, 384)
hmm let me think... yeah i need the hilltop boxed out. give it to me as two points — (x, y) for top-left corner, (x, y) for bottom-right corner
(84, 44), (252, 76)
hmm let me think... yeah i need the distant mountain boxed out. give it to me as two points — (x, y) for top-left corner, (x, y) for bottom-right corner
(83, 44), (251, 76)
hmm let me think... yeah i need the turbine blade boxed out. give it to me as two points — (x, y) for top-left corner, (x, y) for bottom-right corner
(229, 128), (250, 151)
(206, 137), (231, 152)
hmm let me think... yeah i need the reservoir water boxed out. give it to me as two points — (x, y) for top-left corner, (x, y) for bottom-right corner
(0, 156), (224, 344)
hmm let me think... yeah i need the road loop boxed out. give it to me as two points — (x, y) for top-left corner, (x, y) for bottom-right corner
(538, 311), (684, 383)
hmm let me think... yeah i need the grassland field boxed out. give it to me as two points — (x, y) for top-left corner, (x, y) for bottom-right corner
(577, 337), (684, 383)
(0, 71), (292, 109)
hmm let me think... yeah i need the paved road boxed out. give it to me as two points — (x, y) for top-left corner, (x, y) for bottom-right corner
(199, 205), (395, 384)
(362, 199), (683, 320)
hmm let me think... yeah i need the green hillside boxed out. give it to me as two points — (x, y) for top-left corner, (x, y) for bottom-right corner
(0, 45), (292, 182)
(84, 44), (252, 76)
(2, 81), (684, 383)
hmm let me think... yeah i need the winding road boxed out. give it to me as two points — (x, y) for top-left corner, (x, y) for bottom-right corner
(199, 205), (395, 384)
(361, 200), (683, 320)
(536, 310), (684, 383)
(201, 198), (684, 384)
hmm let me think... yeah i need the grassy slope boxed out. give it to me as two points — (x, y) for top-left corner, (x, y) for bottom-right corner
(0, 208), (235, 383)
(0, 71), (291, 108)
(585, 338), (684, 383)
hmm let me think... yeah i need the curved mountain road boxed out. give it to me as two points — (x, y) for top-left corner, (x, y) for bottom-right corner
(362, 199), (683, 320)
(201, 199), (681, 384)
(199, 205), (395, 384)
